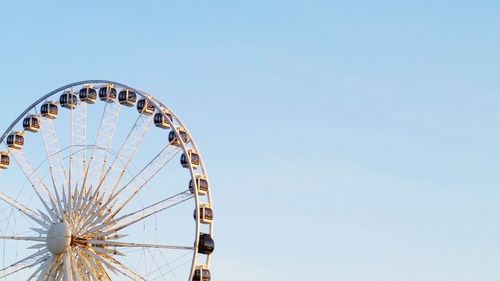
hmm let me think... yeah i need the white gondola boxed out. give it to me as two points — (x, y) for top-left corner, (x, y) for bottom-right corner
(59, 91), (78, 109)
(41, 101), (59, 119)
(194, 203), (213, 224)
(0, 152), (9, 170)
(197, 233), (215, 255)
(22, 115), (40, 133)
(137, 99), (155, 115)
(99, 84), (117, 103)
(189, 175), (209, 195)
(181, 150), (200, 169)
(154, 110), (173, 129)
(192, 266), (211, 281)
(79, 85), (97, 104)
(118, 89), (137, 107)
(7, 132), (24, 150)
(168, 127), (189, 147)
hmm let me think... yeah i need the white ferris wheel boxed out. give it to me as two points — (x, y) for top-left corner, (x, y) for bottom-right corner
(0, 80), (214, 281)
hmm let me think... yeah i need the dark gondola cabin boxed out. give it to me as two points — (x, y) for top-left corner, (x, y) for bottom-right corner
(41, 102), (59, 119)
(192, 267), (211, 281)
(154, 111), (173, 129)
(0, 152), (9, 169)
(181, 150), (200, 169)
(99, 84), (117, 103)
(23, 115), (40, 133)
(118, 89), (137, 107)
(194, 204), (213, 224)
(189, 175), (209, 195)
(168, 128), (189, 147)
(137, 99), (155, 115)
(59, 92), (78, 109)
(7, 132), (24, 150)
(79, 86), (97, 104)
(197, 233), (215, 255)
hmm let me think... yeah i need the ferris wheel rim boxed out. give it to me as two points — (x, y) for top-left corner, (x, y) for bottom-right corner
(0, 79), (214, 281)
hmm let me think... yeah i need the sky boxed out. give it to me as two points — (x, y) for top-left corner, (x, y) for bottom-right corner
(0, 0), (500, 280)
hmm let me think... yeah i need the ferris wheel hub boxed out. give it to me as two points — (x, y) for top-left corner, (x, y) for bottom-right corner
(46, 222), (72, 255)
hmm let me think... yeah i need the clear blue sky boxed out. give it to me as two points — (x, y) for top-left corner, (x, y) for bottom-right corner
(1, 1), (500, 280)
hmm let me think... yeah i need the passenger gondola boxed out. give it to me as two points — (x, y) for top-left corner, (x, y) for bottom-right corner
(0, 152), (9, 169)
(137, 99), (155, 115)
(192, 266), (211, 281)
(23, 115), (40, 133)
(79, 85), (97, 104)
(154, 110), (173, 129)
(118, 89), (137, 107)
(59, 91), (78, 109)
(194, 204), (213, 224)
(189, 175), (209, 195)
(99, 84), (117, 103)
(197, 233), (215, 255)
(41, 101), (59, 119)
(181, 150), (200, 169)
(168, 128), (189, 147)
(7, 132), (24, 150)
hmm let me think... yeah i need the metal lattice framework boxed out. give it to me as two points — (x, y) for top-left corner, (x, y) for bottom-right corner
(0, 80), (214, 281)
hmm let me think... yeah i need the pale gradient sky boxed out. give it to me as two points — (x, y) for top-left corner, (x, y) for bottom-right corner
(1, 1), (500, 280)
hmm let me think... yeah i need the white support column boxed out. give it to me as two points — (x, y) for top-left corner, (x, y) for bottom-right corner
(84, 102), (121, 192)
(40, 117), (68, 195)
(99, 114), (153, 197)
(9, 148), (61, 218)
(71, 101), (87, 194)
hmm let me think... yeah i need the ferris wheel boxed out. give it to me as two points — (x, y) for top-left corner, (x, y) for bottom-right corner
(0, 80), (214, 281)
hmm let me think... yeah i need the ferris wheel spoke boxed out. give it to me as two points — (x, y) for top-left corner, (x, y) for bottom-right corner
(51, 184), (65, 221)
(71, 184), (81, 216)
(0, 250), (49, 278)
(83, 190), (192, 235)
(87, 250), (117, 277)
(77, 254), (101, 281)
(92, 243), (126, 258)
(76, 186), (110, 232)
(106, 143), (181, 221)
(68, 100), (86, 196)
(39, 117), (68, 202)
(36, 255), (55, 281)
(66, 249), (82, 280)
(84, 102), (121, 191)
(81, 247), (142, 281)
(147, 252), (192, 281)
(76, 185), (96, 220)
(62, 251), (74, 281)
(0, 235), (47, 242)
(99, 114), (153, 198)
(8, 148), (62, 219)
(41, 255), (62, 280)
(93, 143), (180, 227)
(85, 240), (194, 251)
(83, 190), (193, 236)
(0, 259), (46, 279)
(77, 191), (107, 231)
(77, 182), (112, 229)
(107, 258), (146, 281)
(0, 192), (50, 229)
(27, 257), (47, 280)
